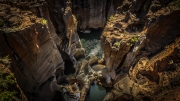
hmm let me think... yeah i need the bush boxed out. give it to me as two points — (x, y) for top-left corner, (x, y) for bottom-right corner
(0, 56), (10, 65)
(109, 15), (114, 21)
(173, 0), (180, 8)
(114, 41), (121, 48)
(131, 36), (138, 43)
(0, 56), (17, 101)
(41, 18), (47, 25)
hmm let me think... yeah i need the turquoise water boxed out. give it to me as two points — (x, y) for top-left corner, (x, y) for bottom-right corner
(85, 81), (106, 101)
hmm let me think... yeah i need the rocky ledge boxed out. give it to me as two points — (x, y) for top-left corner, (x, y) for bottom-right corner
(101, 0), (180, 100)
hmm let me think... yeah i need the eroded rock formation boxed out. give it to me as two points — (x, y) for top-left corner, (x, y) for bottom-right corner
(0, 0), (180, 101)
(0, 3), (64, 100)
(101, 0), (180, 100)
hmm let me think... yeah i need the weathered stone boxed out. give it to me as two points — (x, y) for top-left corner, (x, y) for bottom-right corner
(88, 55), (98, 66)
(0, 3), (64, 100)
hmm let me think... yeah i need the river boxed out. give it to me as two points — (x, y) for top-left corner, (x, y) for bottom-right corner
(78, 29), (103, 59)
(85, 81), (106, 101)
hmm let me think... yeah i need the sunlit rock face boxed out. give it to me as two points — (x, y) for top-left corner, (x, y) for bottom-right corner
(101, 0), (180, 100)
(0, 3), (64, 100)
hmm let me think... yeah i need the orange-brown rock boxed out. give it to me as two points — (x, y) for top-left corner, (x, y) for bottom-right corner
(101, 0), (180, 100)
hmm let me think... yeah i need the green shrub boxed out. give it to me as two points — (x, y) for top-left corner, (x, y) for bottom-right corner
(131, 36), (138, 43)
(114, 40), (121, 48)
(0, 56), (17, 101)
(41, 18), (47, 25)
(173, 0), (180, 8)
(109, 15), (114, 21)
(0, 56), (10, 65)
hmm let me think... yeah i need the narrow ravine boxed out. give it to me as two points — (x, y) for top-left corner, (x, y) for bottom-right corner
(78, 30), (107, 101)
(1, 1), (180, 101)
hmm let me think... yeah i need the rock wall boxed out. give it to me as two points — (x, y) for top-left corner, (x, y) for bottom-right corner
(44, 0), (125, 31)
(71, 0), (125, 30)
(101, 0), (180, 100)
(0, 2), (64, 100)
(0, 0), (85, 100)
(0, 0), (180, 101)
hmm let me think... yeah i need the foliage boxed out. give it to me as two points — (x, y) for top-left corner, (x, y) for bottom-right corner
(109, 15), (114, 21)
(131, 36), (138, 43)
(41, 18), (47, 25)
(0, 91), (17, 101)
(114, 40), (121, 48)
(0, 56), (17, 101)
(0, 56), (10, 65)
(173, 0), (180, 8)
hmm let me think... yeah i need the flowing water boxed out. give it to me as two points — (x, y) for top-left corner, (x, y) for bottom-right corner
(85, 81), (106, 101)
(78, 30), (106, 101)
(78, 29), (103, 59)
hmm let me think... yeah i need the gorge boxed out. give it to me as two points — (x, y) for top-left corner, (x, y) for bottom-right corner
(0, 0), (180, 101)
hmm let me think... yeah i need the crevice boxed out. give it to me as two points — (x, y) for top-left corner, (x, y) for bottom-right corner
(105, 0), (111, 20)
(64, 60), (75, 75)
(115, 53), (128, 74)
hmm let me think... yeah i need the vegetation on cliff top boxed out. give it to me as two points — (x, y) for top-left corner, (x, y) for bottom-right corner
(0, 56), (17, 101)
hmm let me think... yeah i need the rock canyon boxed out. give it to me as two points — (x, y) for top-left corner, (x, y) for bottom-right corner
(0, 0), (180, 101)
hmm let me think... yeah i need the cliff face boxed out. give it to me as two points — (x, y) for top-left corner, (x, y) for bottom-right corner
(72, 0), (107, 30)
(45, 0), (125, 31)
(71, 0), (125, 30)
(0, 0), (85, 100)
(0, 0), (180, 101)
(0, 2), (64, 100)
(101, 0), (180, 100)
